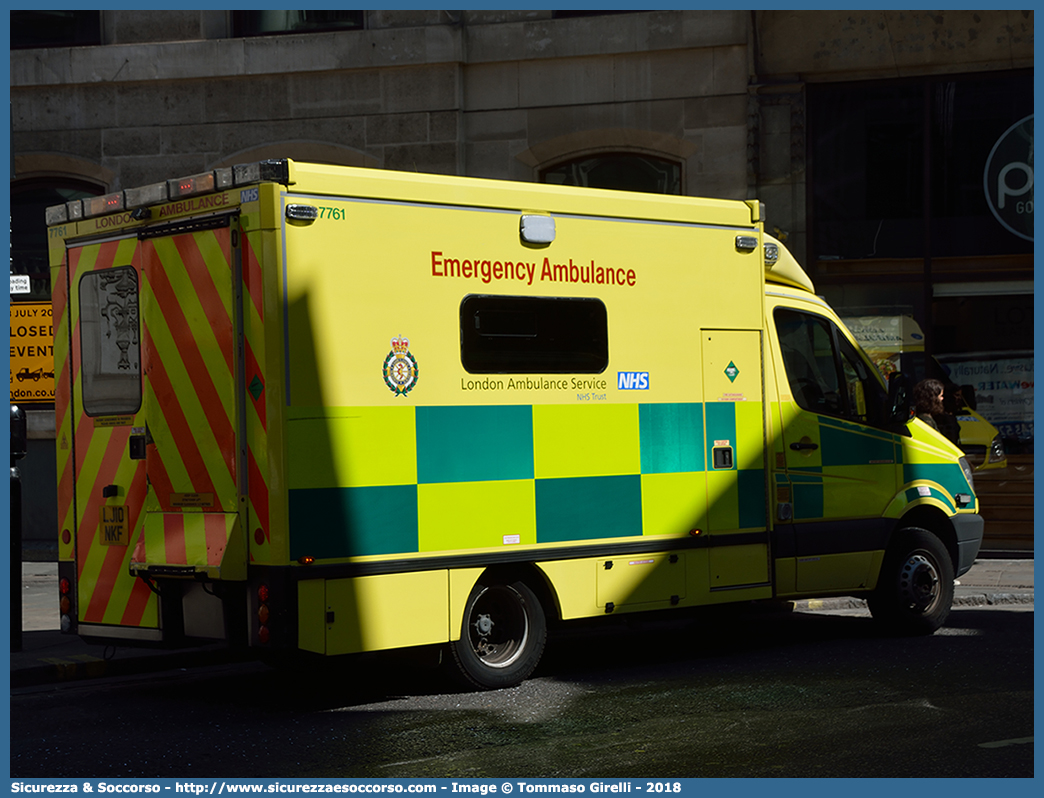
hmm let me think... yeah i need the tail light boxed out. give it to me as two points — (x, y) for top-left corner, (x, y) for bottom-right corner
(59, 577), (72, 631)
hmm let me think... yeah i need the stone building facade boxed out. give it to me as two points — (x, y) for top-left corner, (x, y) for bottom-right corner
(9, 10), (1034, 554)
(12, 11), (1031, 256)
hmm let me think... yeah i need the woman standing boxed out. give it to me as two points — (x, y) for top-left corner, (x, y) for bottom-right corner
(913, 378), (960, 445)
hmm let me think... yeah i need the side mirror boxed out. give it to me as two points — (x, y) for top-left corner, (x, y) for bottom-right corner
(10, 405), (27, 461)
(959, 384), (977, 412)
(887, 372), (912, 424)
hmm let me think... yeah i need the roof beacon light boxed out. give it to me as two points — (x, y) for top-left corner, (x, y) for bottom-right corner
(85, 193), (125, 218)
(168, 171), (216, 199)
(125, 182), (168, 211)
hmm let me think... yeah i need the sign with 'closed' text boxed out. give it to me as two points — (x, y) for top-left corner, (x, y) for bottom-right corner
(11, 301), (55, 403)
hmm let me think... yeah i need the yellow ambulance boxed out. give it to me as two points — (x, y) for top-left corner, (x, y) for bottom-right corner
(47, 160), (983, 689)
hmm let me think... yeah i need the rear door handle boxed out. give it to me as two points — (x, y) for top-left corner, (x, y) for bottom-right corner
(790, 442), (819, 451)
(129, 434), (147, 460)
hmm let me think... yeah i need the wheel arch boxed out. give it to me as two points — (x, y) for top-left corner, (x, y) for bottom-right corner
(479, 562), (560, 624)
(451, 562), (560, 635)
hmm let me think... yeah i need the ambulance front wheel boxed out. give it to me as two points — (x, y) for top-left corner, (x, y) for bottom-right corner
(868, 528), (954, 635)
(449, 579), (547, 690)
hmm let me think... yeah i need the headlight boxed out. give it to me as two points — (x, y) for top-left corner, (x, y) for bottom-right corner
(988, 434), (1006, 464)
(958, 456), (975, 493)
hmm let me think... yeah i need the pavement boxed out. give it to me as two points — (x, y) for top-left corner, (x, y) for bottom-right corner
(9, 558), (1034, 689)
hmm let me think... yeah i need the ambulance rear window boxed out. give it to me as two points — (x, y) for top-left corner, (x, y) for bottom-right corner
(460, 295), (608, 373)
(78, 266), (141, 416)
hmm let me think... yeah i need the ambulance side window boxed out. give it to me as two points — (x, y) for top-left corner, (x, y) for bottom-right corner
(460, 294), (608, 373)
(78, 266), (141, 416)
(837, 333), (886, 425)
(775, 309), (842, 416)
(775, 308), (887, 427)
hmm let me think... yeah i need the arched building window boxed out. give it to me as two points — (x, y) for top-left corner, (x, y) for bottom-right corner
(540, 153), (682, 195)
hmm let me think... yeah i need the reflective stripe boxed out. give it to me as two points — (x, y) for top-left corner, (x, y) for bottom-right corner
(243, 229), (272, 558)
(64, 237), (158, 628)
(143, 229), (237, 512)
(133, 513), (243, 578)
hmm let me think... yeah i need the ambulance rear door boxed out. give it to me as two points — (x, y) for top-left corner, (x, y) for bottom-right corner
(64, 233), (156, 639)
(64, 214), (248, 642)
(133, 216), (248, 588)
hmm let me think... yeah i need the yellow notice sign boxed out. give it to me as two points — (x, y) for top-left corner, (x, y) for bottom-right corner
(11, 301), (55, 403)
(99, 505), (130, 546)
(170, 493), (215, 508)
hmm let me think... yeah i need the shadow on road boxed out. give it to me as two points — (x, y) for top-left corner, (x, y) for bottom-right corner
(159, 602), (1033, 711)
(12, 605), (1032, 779)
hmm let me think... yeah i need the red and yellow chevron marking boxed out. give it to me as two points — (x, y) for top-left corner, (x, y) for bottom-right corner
(60, 219), (261, 630)
(131, 512), (245, 580)
(65, 237), (158, 628)
(141, 228), (238, 513)
(79, 430), (152, 624)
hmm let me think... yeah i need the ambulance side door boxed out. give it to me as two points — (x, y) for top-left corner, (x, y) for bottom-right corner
(769, 300), (898, 594)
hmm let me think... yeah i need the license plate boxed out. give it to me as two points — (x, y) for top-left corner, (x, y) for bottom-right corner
(99, 505), (130, 546)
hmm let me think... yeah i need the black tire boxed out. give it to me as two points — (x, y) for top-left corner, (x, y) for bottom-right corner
(449, 578), (546, 690)
(868, 528), (954, 635)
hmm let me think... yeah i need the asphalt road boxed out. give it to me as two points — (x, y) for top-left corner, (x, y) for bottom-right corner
(11, 603), (1033, 779)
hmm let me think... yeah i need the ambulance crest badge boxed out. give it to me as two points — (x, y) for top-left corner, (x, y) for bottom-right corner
(383, 335), (418, 396)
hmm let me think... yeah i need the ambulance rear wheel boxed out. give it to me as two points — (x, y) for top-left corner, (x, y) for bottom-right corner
(869, 528), (954, 635)
(449, 579), (546, 690)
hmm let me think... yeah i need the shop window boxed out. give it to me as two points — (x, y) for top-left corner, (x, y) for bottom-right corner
(231, 11), (364, 37)
(460, 295), (608, 374)
(541, 153), (681, 195)
(809, 72), (1033, 260)
(932, 291), (1033, 450)
(10, 11), (101, 49)
(933, 293), (1033, 357)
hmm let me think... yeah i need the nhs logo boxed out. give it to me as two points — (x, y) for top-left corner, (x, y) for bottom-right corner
(617, 372), (650, 390)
